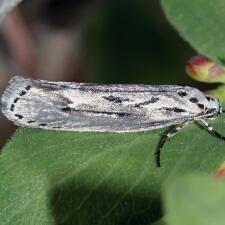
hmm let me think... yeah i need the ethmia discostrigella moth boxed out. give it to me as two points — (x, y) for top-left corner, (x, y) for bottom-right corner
(1, 76), (225, 166)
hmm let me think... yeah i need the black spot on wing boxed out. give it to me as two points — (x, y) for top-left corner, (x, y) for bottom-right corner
(178, 91), (187, 97)
(39, 123), (47, 127)
(134, 97), (159, 107)
(15, 114), (23, 119)
(197, 103), (204, 109)
(189, 97), (198, 103)
(61, 107), (72, 112)
(173, 108), (187, 113)
(10, 104), (14, 112)
(61, 107), (131, 117)
(19, 90), (26, 96)
(11, 97), (21, 113)
(27, 120), (35, 123)
(25, 85), (31, 90)
(103, 95), (129, 103)
(162, 107), (187, 113)
(14, 98), (20, 103)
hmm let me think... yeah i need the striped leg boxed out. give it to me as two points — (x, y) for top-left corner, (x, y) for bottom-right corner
(199, 119), (225, 140)
(155, 121), (190, 167)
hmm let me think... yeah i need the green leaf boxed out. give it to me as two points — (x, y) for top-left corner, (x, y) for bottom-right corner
(164, 174), (225, 225)
(161, 0), (225, 64)
(1, 115), (225, 224)
(207, 84), (225, 101)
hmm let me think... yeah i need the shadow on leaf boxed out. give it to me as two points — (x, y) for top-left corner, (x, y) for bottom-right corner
(50, 177), (162, 225)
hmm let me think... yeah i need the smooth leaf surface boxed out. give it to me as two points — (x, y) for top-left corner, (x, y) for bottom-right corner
(1, 116), (225, 225)
(161, 0), (225, 64)
(164, 174), (225, 225)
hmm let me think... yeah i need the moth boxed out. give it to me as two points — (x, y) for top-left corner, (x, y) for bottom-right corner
(1, 76), (225, 167)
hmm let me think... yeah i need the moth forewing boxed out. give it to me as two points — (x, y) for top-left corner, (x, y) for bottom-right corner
(0, 77), (208, 131)
(1, 76), (224, 166)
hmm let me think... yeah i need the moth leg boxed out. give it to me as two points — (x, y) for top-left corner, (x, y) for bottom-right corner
(198, 119), (225, 140)
(155, 121), (190, 167)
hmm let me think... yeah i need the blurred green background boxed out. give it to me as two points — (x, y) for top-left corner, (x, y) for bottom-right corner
(84, 0), (195, 84)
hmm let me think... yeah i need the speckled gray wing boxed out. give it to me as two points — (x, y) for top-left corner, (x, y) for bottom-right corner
(1, 76), (208, 132)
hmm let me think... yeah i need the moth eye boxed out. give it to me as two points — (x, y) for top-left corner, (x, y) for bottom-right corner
(206, 108), (217, 114)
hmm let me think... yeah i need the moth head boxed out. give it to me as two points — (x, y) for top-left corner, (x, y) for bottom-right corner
(205, 96), (221, 119)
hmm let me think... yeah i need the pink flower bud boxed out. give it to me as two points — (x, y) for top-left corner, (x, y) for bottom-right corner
(186, 56), (225, 83)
